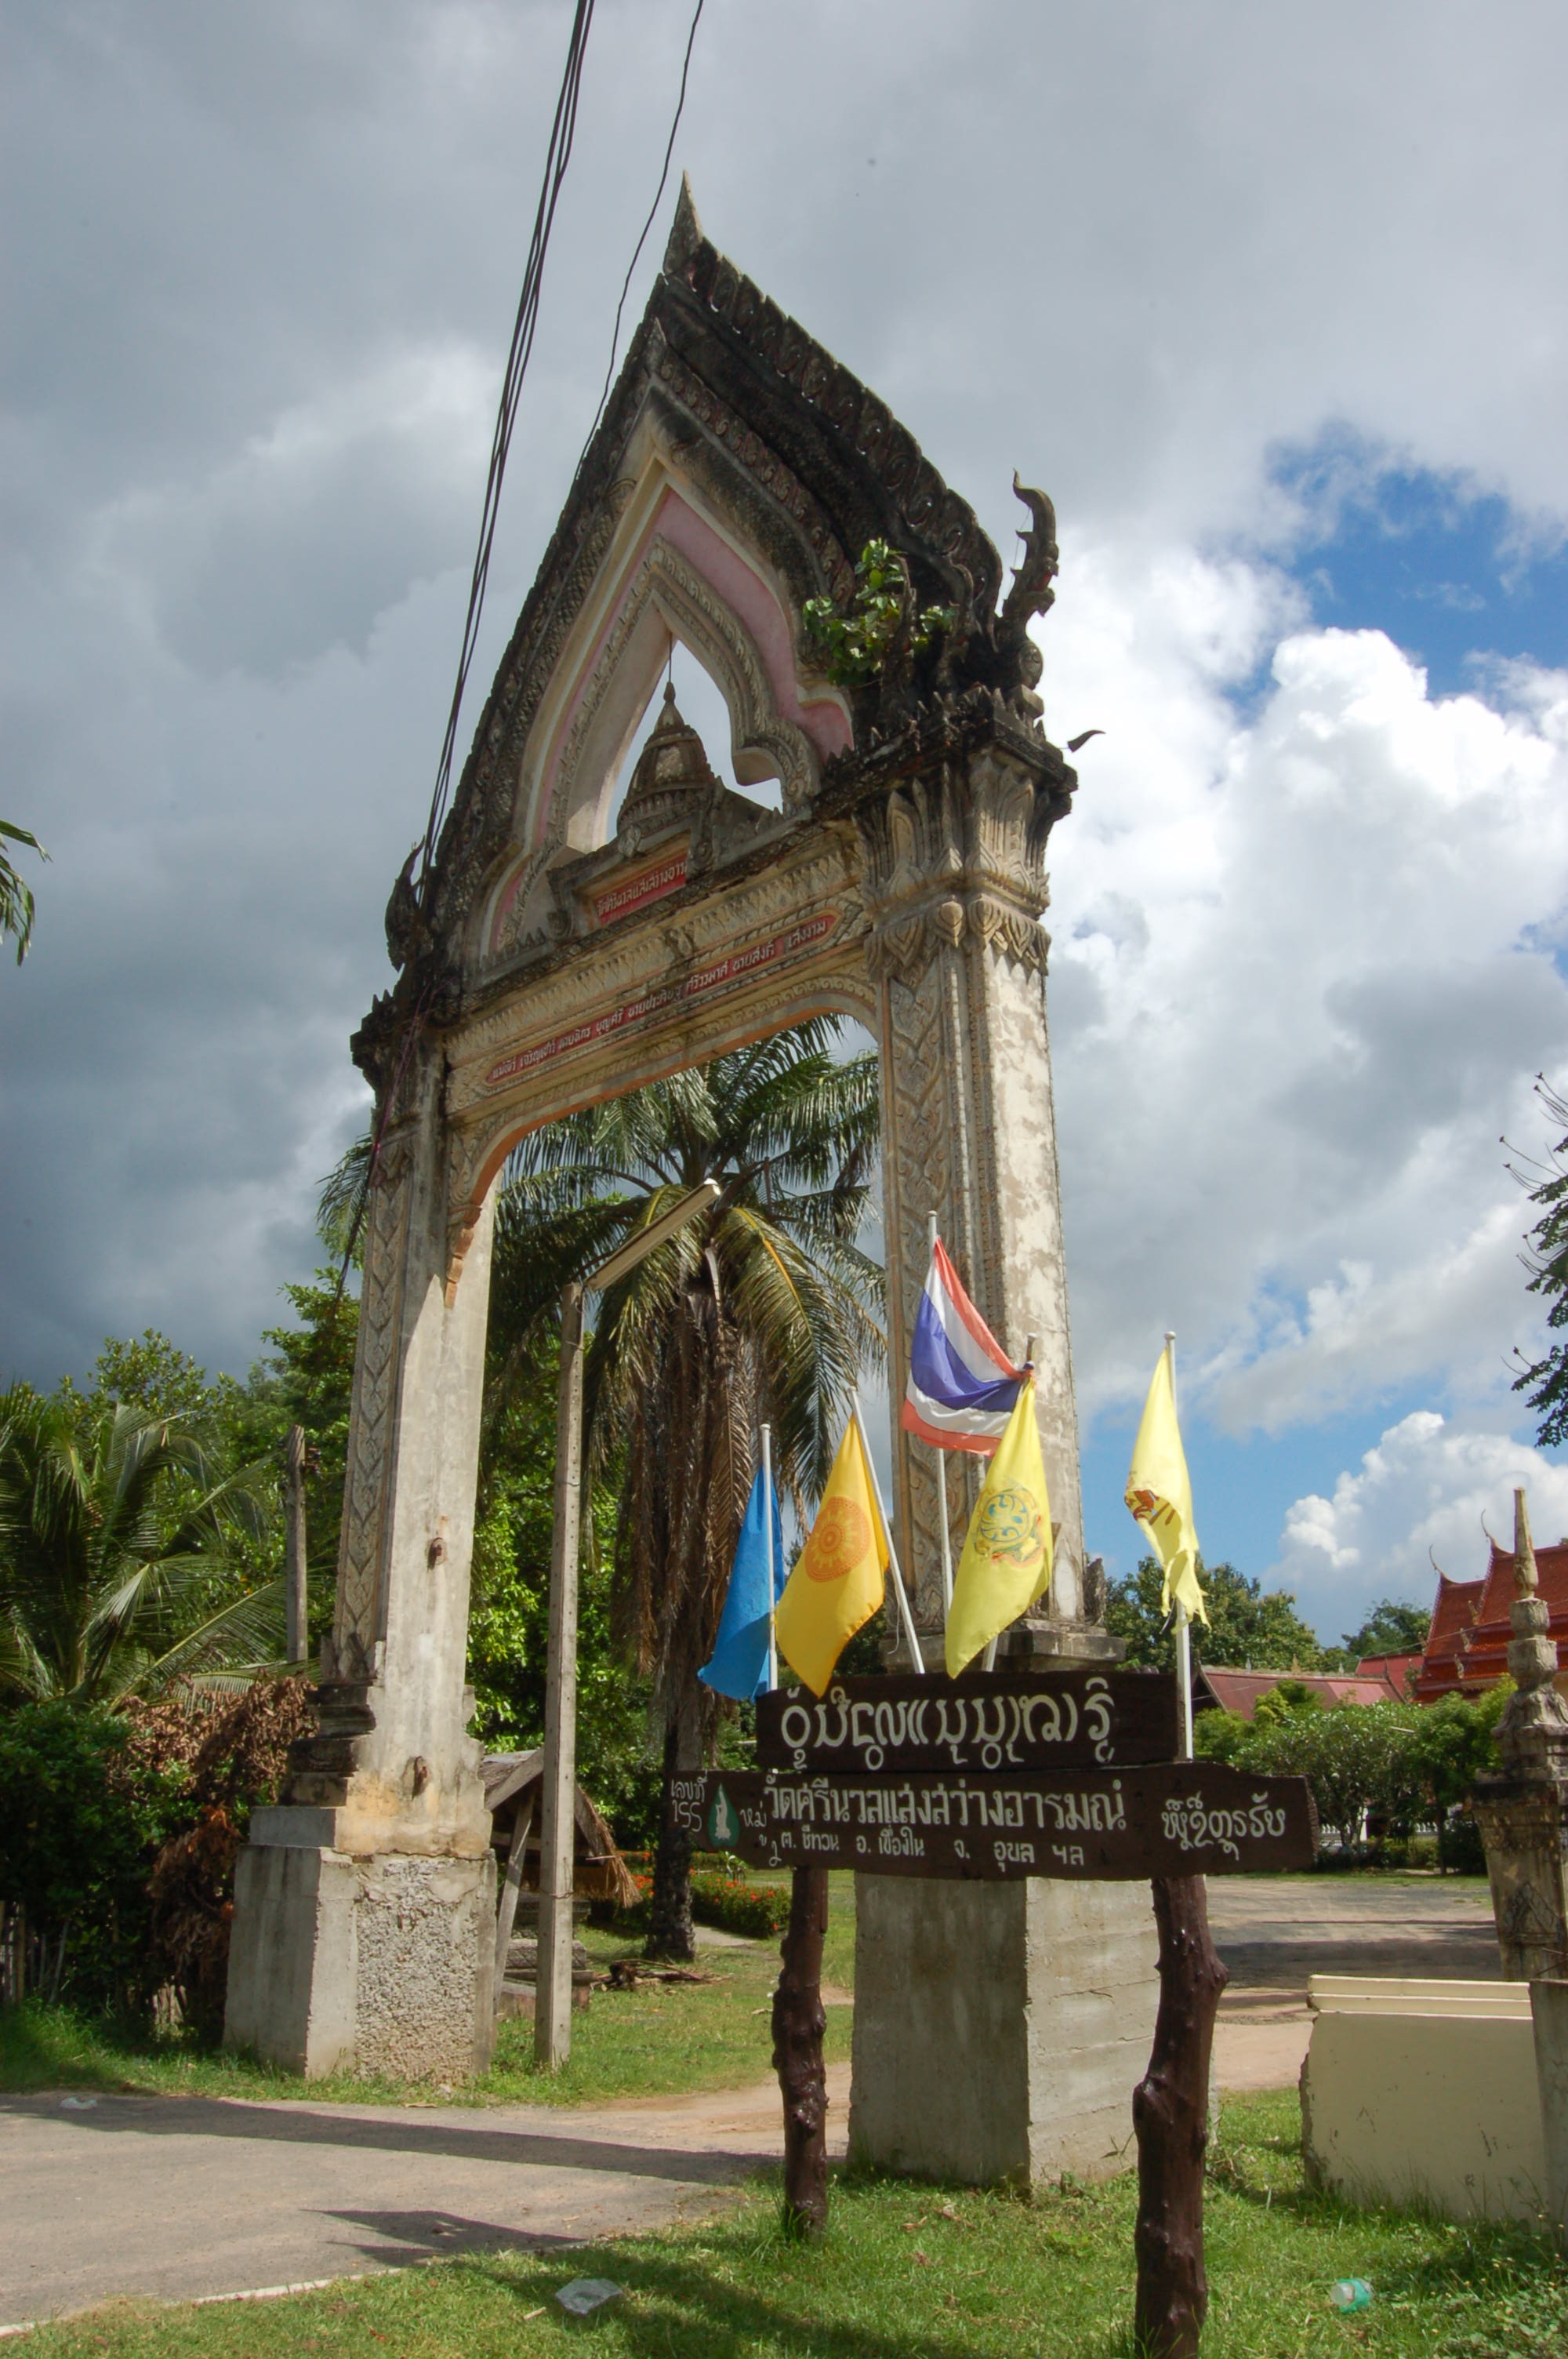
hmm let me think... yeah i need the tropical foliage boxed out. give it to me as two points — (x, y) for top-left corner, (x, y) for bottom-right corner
(1512, 1074), (1568, 1448)
(0, 1388), (279, 1707)
(801, 539), (956, 689)
(1196, 1684), (1508, 1866)
(485, 1017), (883, 1954)
(0, 817), (46, 965)
(1106, 1555), (1328, 1676)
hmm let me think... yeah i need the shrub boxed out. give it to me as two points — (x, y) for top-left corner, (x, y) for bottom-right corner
(0, 1703), (184, 2014)
(691, 1870), (791, 1940)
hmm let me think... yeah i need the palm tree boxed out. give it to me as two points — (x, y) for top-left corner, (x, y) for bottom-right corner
(1, 820), (46, 965)
(0, 1392), (280, 1707)
(488, 1018), (883, 1955)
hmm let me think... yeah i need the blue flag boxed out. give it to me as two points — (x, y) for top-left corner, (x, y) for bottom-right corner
(699, 1460), (782, 1701)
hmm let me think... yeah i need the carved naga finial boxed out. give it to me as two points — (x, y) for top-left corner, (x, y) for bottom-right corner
(1515, 1485), (1541, 1600)
(998, 475), (1059, 644)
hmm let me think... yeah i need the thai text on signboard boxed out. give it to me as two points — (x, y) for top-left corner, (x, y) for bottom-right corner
(670, 1761), (1318, 1883)
(755, 1668), (1178, 1776)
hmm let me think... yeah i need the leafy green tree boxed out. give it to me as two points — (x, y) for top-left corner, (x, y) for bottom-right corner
(1106, 1556), (1326, 1676)
(483, 1019), (882, 1957)
(1340, 1598), (1432, 1659)
(1512, 1075), (1568, 1447)
(0, 1390), (278, 1706)
(0, 819), (46, 965)
(0, 1702), (186, 2011)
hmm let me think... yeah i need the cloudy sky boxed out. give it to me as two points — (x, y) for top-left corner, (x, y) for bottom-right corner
(5, 0), (1566, 1641)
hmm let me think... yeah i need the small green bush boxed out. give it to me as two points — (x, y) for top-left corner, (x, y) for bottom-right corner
(690, 1870), (790, 1939)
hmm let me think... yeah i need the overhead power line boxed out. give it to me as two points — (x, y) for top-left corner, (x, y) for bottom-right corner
(417, 0), (597, 900)
(577, 0), (706, 473)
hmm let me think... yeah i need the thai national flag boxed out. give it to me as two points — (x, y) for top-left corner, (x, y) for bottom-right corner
(900, 1236), (1026, 1456)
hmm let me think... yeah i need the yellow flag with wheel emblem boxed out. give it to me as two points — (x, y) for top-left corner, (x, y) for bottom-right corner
(774, 1417), (887, 1696)
(945, 1377), (1053, 1676)
(1125, 1346), (1207, 1624)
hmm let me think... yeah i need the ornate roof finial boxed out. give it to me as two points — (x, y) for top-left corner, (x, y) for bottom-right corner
(1514, 1485), (1540, 1598)
(664, 173), (706, 278)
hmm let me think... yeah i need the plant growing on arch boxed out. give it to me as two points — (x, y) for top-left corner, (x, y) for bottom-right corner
(488, 1017), (883, 1958)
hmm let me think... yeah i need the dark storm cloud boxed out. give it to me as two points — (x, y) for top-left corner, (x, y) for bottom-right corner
(2, 0), (1567, 1427)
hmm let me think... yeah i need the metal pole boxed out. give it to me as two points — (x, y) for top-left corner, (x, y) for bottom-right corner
(284, 1423), (308, 1665)
(927, 1216), (956, 1617)
(851, 1399), (924, 1674)
(536, 1279), (585, 2069)
(762, 1422), (777, 1692)
(1167, 1332), (1193, 1761)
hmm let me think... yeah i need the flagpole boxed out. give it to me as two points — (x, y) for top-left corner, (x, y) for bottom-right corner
(1167, 1329), (1193, 1761)
(927, 1213), (956, 1617)
(851, 1398), (926, 1675)
(761, 1421), (777, 1693)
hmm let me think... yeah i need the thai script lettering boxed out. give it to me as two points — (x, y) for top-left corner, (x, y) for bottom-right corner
(772, 1676), (1120, 1771)
(1160, 1790), (1287, 1861)
(593, 853), (688, 925)
(482, 912), (837, 1091)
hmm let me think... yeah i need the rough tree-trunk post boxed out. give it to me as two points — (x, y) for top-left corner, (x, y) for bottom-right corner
(283, 1423), (308, 1666)
(1133, 1874), (1229, 2359)
(772, 1863), (829, 2234)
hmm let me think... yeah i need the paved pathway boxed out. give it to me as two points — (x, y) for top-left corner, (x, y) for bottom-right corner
(0, 2072), (852, 2330)
(1207, 1872), (1499, 2097)
(2, 1877), (1499, 2329)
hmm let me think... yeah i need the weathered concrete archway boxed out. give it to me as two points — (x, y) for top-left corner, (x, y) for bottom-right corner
(226, 186), (1156, 2180)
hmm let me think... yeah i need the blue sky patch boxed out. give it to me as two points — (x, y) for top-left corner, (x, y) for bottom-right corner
(1261, 428), (1567, 698)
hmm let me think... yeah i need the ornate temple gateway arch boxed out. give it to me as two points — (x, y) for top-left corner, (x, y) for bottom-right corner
(226, 186), (1156, 2183)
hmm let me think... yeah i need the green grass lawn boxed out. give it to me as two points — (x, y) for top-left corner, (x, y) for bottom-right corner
(0, 1877), (858, 2111)
(14, 2092), (1566, 2359)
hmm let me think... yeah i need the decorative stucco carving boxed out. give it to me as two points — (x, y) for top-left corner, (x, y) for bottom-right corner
(489, 539), (819, 964)
(330, 1127), (416, 1672)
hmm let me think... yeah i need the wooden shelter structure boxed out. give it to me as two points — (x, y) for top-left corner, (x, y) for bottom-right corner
(481, 1749), (637, 1906)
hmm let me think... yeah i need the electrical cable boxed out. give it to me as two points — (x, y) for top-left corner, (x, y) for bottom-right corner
(417, 0), (597, 900)
(574, 0), (706, 476)
(333, 0), (708, 1320)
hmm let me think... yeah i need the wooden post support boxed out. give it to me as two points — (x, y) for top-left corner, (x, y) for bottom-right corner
(492, 1795), (535, 2012)
(536, 1278), (585, 2070)
(1133, 1874), (1229, 2359)
(283, 1423), (308, 1665)
(772, 1863), (829, 2234)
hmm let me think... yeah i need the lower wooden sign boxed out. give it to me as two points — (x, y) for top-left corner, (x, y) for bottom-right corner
(669, 1761), (1317, 1881)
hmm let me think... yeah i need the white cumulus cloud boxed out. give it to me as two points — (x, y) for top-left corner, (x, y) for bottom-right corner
(1269, 1411), (1568, 1634)
(1044, 551), (1568, 1436)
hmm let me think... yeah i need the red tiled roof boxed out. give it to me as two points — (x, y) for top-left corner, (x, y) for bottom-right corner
(1355, 1652), (1422, 1696)
(1196, 1667), (1408, 1721)
(1410, 1573), (1485, 1702)
(1411, 1544), (1568, 1700)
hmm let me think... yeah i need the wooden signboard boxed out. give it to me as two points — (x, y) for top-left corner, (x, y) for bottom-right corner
(755, 1667), (1179, 1777)
(670, 1761), (1317, 1882)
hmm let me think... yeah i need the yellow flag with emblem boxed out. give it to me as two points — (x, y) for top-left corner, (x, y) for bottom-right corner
(945, 1377), (1053, 1676)
(774, 1416), (888, 1697)
(1125, 1345), (1207, 1624)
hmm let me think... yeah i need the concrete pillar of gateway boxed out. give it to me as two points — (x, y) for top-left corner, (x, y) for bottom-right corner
(225, 180), (1156, 2168)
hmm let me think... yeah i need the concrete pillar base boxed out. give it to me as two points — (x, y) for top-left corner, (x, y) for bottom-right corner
(223, 1812), (496, 2081)
(848, 1874), (1158, 2186)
